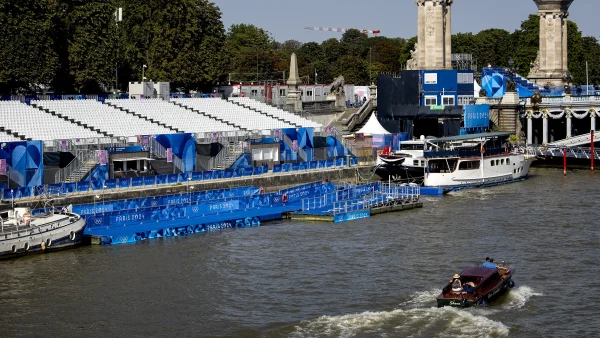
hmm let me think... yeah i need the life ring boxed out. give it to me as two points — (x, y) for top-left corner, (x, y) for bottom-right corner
(69, 231), (76, 241)
(259, 187), (265, 194)
(282, 194), (289, 203)
(505, 147), (509, 153)
(481, 146), (485, 154)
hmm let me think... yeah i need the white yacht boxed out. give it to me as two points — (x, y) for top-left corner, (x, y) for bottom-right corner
(422, 132), (535, 191)
(0, 205), (86, 259)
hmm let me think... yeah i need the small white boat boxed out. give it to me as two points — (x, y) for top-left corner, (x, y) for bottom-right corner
(0, 205), (86, 259)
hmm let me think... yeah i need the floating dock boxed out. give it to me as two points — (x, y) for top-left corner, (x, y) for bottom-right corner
(291, 183), (422, 223)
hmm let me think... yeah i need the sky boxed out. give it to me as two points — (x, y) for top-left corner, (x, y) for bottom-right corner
(211, 0), (597, 43)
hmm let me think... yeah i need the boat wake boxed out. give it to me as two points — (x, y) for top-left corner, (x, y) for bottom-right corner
(287, 286), (542, 338)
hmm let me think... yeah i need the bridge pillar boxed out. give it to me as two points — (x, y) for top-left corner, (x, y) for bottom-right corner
(566, 111), (572, 138)
(527, 111), (533, 145)
(543, 110), (549, 145)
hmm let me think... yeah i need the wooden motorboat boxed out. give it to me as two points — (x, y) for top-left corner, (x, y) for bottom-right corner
(436, 264), (516, 308)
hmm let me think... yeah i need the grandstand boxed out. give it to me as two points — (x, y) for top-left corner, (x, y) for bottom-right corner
(31, 99), (175, 137)
(172, 98), (297, 131)
(106, 98), (238, 134)
(228, 97), (322, 128)
(0, 97), (324, 143)
(0, 101), (105, 141)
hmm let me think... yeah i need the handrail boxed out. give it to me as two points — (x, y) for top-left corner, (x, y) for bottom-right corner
(342, 98), (373, 131)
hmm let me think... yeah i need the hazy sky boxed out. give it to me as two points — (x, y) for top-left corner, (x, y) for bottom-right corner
(212, 0), (597, 43)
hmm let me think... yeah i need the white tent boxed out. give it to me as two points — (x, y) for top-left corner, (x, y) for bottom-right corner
(474, 79), (482, 98)
(356, 112), (391, 136)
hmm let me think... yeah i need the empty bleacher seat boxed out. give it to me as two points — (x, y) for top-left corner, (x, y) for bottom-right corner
(31, 99), (175, 137)
(0, 101), (104, 141)
(172, 98), (296, 131)
(106, 98), (237, 133)
(228, 97), (322, 128)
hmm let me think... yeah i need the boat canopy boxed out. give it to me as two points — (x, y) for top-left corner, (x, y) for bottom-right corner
(430, 132), (511, 143)
(458, 267), (497, 279)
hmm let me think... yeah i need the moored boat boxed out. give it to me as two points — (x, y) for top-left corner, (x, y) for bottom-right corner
(436, 263), (516, 308)
(0, 206), (86, 259)
(423, 132), (535, 191)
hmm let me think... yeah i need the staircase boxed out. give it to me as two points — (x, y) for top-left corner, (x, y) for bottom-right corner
(55, 150), (98, 183)
(214, 141), (244, 169)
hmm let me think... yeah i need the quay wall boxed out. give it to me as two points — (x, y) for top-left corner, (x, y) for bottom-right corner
(11, 166), (367, 209)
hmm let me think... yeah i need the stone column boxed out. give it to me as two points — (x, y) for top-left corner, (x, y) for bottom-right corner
(529, 0), (575, 87)
(414, 0), (453, 70)
(527, 111), (533, 145)
(566, 110), (572, 138)
(542, 110), (549, 145)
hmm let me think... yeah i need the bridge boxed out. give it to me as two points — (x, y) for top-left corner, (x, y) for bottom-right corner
(522, 95), (599, 146)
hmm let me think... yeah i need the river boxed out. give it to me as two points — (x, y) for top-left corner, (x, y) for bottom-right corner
(1, 168), (598, 337)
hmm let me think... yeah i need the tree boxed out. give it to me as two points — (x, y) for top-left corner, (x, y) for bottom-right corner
(398, 36), (417, 69)
(473, 29), (512, 69)
(333, 55), (369, 85)
(0, 0), (60, 94)
(224, 23), (274, 83)
(511, 14), (539, 77)
(65, 0), (118, 93)
(581, 37), (600, 86)
(566, 21), (584, 85)
(367, 36), (405, 76)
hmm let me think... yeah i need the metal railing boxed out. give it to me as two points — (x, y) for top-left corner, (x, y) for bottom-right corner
(55, 149), (96, 183)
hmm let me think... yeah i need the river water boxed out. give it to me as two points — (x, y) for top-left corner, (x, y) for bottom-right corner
(1, 168), (598, 337)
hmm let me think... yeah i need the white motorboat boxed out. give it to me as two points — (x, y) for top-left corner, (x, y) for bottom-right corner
(0, 205), (86, 259)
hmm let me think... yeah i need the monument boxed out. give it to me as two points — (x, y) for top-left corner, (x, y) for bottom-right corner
(410, 0), (453, 70)
(286, 53), (302, 112)
(528, 0), (575, 87)
(327, 75), (346, 110)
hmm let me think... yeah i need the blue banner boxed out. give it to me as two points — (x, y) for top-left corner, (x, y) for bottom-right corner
(143, 176), (156, 186)
(157, 175), (167, 185)
(105, 179), (117, 189)
(309, 161), (318, 170)
(243, 167), (253, 176)
(273, 164), (282, 173)
(283, 164), (292, 172)
(77, 181), (90, 192)
(118, 178), (131, 189)
(62, 183), (76, 194)
(191, 172), (203, 181)
(203, 171), (213, 180)
(91, 180), (104, 191)
(214, 170), (224, 179)
(131, 177), (143, 187)
(223, 170), (233, 179)
(334, 210), (370, 223)
(168, 174), (179, 184)
(464, 105), (490, 129)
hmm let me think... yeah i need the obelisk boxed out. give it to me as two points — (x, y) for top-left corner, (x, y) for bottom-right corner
(413, 0), (453, 70)
(528, 0), (575, 87)
(286, 53), (302, 112)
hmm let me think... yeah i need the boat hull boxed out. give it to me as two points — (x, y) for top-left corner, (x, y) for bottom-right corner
(436, 276), (515, 308)
(0, 218), (86, 260)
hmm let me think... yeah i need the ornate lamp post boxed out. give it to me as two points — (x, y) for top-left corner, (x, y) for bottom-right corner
(506, 59), (517, 93)
(563, 71), (572, 95)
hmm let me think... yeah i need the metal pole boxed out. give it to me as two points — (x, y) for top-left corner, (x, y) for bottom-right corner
(586, 61), (589, 96)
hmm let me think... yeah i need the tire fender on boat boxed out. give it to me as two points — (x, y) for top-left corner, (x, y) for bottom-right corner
(509, 280), (515, 288)
(46, 238), (52, 247)
(11, 245), (16, 253)
(24, 242), (30, 251)
(69, 231), (76, 241)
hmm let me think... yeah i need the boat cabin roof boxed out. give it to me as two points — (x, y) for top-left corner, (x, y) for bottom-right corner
(430, 132), (511, 143)
(459, 267), (497, 279)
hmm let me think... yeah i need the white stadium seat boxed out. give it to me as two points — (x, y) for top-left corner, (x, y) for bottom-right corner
(228, 97), (322, 128)
(106, 98), (237, 133)
(172, 98), (296, 131)
(0, 101), (104, 141)
(31, 99), (175, 137)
